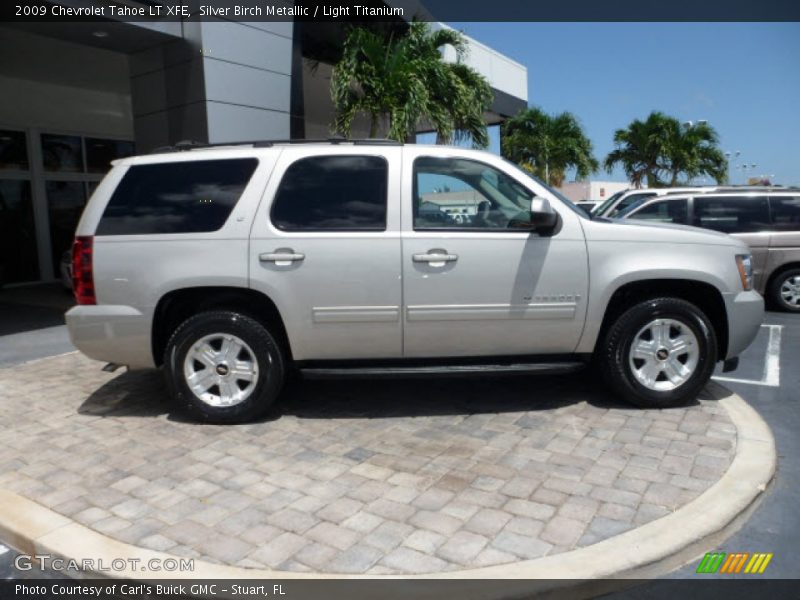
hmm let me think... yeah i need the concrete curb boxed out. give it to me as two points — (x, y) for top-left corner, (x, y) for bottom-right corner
(0, 383), (776, 596)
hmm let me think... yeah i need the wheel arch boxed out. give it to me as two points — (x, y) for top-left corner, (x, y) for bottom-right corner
(594, 279), (728, 359)
(152, 286), (292, 367)
(765, 261), (800, 307)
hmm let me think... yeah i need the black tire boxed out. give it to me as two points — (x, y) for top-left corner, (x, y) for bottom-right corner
(600, 297), (717, 408)
(164, 311), (285, 423)
(769, 267), (800, 313)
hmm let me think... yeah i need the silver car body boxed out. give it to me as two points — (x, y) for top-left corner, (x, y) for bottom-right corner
(66, 144), (763, 370)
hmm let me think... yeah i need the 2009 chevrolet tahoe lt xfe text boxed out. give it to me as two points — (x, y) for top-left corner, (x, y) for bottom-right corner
(65, 140), (764, 423)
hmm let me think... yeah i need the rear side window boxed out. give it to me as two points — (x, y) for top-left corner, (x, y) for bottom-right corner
(270, 155), (387, 231)
(692, 196), (769, 233)
(770, 196), (800, 231)
(96, 158), (258, 235)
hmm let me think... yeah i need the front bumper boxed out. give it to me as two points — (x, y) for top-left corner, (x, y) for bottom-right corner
(723, 290), (764, 360)
(65, 305), (155, 369)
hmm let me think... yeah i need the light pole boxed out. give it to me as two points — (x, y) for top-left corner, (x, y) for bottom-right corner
(745, 163), (757, 184)
(725, 150), (741, 184)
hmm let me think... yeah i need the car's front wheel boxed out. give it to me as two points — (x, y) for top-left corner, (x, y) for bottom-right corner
(600, 297), (717, 408)
(164, 311), (285, 423)
(769, 267), (800, 312)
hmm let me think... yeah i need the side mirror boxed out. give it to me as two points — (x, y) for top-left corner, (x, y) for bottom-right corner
(530, 197), (559, 234)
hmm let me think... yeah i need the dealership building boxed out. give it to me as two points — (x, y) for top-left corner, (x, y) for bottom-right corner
(0, 3), (528, 286)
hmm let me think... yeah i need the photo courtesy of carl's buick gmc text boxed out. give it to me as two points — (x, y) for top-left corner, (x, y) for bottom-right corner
(0, 1), (798, 599)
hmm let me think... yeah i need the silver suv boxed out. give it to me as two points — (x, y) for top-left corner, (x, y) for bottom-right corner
(594, 185), (789, 219)
(617, 191), (800, 312)
(66, 140), (764, 423)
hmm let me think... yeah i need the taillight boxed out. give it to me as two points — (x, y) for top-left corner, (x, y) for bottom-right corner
(72, 236), (96, 305)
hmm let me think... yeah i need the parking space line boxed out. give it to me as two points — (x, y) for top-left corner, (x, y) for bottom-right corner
(713, 324), (783, 388)
(0, 544), (8, 555)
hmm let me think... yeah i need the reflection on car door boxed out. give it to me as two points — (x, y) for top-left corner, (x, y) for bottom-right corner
(400, 150), (589, 358)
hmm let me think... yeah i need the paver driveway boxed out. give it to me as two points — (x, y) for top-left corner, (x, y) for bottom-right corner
(0, 353), (736, 574)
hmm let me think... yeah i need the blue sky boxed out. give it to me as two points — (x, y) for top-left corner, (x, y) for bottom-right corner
(443, 22), (800, 185)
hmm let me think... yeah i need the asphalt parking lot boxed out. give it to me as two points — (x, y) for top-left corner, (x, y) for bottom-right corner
(615, 310), (799, 594)
(0, 285), (797, 583)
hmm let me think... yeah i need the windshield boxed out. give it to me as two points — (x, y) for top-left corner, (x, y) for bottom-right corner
(594, 190), (627, 216)
(606, 192), (658, 217)
(615, 196), (650, 218)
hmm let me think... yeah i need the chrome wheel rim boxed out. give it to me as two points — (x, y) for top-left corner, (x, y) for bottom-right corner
(779, 275), (800, 307)
(183, 333), (259, 407)
(628, 318), (699, 391)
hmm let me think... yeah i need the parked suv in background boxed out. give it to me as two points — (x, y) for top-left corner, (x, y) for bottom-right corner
(66, 140), (763, 423)
(593, 186), (715, 218)
(618, 191), (800, 312)
(593, 185), (787, 219)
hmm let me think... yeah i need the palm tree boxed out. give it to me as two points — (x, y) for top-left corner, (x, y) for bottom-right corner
(663, 120), (727, 185)
(331, 23), (493, 146)
(604, 112), (727, 187)
(501, 107), (598, 186)
(603, 112), (672, 187)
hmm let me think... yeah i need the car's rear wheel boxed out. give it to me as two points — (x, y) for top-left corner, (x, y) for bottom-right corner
(600, 297), (717, 408)
(164, 311), (285, 423)
(770, 268), (800, 312)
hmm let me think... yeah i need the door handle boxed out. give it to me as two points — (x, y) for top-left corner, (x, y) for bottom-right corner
(412, 251), (458, 266)
(259, 251), (305, 265)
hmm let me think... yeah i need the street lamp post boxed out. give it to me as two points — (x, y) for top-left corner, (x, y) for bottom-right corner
(725, 150), (741, 185)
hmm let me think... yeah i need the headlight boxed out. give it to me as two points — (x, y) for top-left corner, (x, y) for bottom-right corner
(736, 254), (753, 291)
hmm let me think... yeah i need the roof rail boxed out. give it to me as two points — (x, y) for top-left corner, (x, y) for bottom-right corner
(150, 137), (403, 154)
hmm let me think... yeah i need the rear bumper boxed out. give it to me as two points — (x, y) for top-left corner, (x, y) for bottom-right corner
(65, 305), (155, 368)
(723, 290), (764, 359)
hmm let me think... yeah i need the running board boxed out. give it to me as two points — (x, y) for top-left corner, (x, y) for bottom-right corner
(300, 362), (586, 378)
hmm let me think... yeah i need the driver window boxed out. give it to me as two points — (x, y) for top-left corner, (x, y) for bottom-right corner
(413, 156), (533, 230)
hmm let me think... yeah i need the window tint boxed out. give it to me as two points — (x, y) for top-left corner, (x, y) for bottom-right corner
(42, 134), (83, 173)
(692, 196), (769, 234)
(770, 196), (800, 231)
(97, 158), (258, 235)
(414, 157), (533, 230)
(629, 199), (688, 224)
(0, 130), (28, 170)
(271, 155), (387, 231)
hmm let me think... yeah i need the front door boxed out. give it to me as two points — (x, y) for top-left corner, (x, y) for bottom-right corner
(249, 147), (402, 361)
(401, 150), (589, 358)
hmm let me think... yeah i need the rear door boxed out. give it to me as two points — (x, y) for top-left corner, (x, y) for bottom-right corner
(249, 147), (402, 361)
(691, 194), (771, 289)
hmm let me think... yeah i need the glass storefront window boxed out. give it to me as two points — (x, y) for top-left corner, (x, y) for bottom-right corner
(86, 138), (135, 173)
(46, 181), (86, 272)
(0, 180), (38, 283)
(42, 134), (84, 173)
(0, 130), (29, 171)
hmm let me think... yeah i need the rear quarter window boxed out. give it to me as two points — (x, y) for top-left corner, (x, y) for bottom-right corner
(270, 155), (387, 231)
(96, 158), (258, 235)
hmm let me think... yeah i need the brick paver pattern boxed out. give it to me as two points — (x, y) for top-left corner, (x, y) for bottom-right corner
(1, 353), (737, 574)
